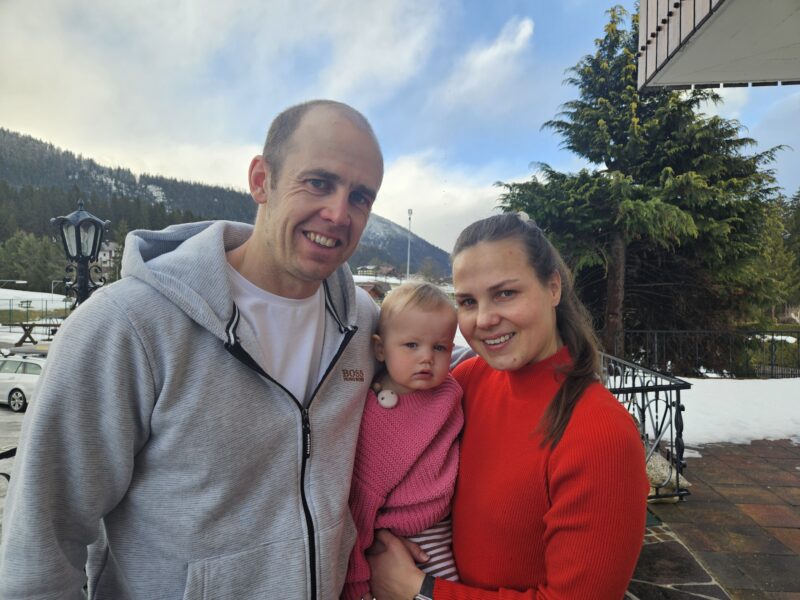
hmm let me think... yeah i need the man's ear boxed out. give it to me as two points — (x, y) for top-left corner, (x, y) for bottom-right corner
(372, 334), (385, 362)
(248, 156), (271, 205)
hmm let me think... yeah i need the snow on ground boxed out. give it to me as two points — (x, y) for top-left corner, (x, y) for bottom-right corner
(0, 289), (67, 303)
(680, 377), (800, 447)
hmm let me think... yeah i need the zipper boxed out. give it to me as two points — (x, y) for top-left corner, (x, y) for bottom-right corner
(298, 407), (316, 598)
(291, 325), (356, 600)
(224, 302), (358, 599)
(301, 408), (312, 458)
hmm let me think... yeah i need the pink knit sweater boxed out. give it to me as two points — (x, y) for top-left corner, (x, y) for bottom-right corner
(342, 375), (463, 600)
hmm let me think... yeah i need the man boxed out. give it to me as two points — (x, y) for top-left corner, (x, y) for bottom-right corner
(0, 100), (384, 599)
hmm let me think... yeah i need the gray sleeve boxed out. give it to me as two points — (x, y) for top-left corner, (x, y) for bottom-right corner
(0, 290), (155, 599)
(450, 344), (475, 370)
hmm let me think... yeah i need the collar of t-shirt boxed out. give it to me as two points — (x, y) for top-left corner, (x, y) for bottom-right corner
(226, 264), (326, 405)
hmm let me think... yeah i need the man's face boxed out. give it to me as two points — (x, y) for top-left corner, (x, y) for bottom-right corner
(250, 107), (383, 298)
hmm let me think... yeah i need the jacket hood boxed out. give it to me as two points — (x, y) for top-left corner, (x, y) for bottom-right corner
(121, 221), (248, 342)
(120, 220), (360, 344)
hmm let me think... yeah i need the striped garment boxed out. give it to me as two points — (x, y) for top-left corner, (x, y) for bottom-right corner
(409, 516), (460, 581)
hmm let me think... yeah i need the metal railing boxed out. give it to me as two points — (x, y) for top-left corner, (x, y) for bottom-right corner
(0, 299), (70, 327)
(611, 330), (800, 379)
(601, 352), (692, 501)
(1, 446), (16, 482)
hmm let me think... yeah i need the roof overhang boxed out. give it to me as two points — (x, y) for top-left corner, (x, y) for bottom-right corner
(638, 0), (800, 90)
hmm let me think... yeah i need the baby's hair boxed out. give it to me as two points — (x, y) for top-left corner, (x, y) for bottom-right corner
(377, 281), (456, 336)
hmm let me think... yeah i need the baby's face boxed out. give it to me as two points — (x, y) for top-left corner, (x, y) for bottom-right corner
(374, 306), (457, 395)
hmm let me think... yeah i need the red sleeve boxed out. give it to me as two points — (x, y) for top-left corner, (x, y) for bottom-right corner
(435, 386), (649, 600)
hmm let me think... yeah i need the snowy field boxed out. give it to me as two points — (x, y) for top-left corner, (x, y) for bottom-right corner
(680, 377), (799, 447)
(0, 288), (68, 308)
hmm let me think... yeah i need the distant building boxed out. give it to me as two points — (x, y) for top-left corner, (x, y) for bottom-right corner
(355, 281), (392, 303)
(356, 265), (377, 276)
(356, 264), (398, 279)
(638, 0), (800, 90)
(98, 241), (121, 280)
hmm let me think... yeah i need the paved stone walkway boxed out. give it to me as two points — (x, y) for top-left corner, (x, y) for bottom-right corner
(647, 439), (800, 599)
(628, 518), (731, 598)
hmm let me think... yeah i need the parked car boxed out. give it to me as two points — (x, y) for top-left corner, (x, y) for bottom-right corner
(0, 354), (46, 412)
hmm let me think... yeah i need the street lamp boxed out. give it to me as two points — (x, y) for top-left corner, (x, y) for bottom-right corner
(51, 200), (111, 308)
(406, 208), (413, 279)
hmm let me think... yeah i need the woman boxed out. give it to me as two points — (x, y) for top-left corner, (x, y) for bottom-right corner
(367, 213), (648, 599)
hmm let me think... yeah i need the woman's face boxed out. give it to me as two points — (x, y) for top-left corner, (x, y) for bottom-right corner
(453, 237), (562, 371)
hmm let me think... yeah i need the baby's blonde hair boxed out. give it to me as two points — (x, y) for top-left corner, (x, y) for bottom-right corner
(377, 281), (456, 336)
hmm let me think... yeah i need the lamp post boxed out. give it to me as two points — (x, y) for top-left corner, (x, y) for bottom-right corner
(51, 200), (111, 308)
(406, 208), (413, 279)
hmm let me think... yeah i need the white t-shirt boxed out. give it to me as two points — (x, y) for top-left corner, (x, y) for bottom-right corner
(226, 264), (327, 405)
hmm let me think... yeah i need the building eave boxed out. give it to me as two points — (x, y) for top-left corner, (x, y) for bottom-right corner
(638, 0), (800, 90)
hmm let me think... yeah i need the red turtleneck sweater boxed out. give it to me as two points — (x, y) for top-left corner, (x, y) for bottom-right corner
(435, 348), (648, 600)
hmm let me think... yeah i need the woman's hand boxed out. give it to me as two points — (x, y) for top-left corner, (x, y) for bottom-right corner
(366, 529), (426, 600)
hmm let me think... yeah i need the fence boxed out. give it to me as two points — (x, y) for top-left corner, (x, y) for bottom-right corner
(601, 352), (692, 501)
(611, 330), (800, 379)
(0, 298), (70, 328)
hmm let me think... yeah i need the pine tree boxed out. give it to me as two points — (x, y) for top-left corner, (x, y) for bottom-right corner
(781, 189), (800, 310)
(0, 231), (65, 293)
(499, 5), (783, 353)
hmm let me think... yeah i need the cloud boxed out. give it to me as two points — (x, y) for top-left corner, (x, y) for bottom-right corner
(698, 87), (751, 120)
(683, 85), (798, 195)
(89, 140), (256, 191)
(752, 90), (800, 195)
(0, 0), (445, 178)
(311, 0), (446, 105)
(0, 1), (253, 137)
(373, 151), (515, 252)
(372, 149), (601, 254)
(430, 16), (536, 119)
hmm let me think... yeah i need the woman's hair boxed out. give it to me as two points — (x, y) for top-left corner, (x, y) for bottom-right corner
(377, 281), (456, 336)
(452, 213), (601, 449)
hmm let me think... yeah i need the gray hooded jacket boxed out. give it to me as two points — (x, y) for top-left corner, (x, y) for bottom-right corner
(0, 220), (379, 599)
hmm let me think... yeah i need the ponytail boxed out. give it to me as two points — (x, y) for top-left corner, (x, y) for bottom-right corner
(452, 213), (600, 448)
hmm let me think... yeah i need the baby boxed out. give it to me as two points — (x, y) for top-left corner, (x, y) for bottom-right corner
(342, 281), (463, 600)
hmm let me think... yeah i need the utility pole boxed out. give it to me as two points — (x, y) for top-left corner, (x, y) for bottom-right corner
(406, 208), (413, 279)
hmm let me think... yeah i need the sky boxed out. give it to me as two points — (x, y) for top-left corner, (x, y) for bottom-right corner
(1, 0), (798, 253)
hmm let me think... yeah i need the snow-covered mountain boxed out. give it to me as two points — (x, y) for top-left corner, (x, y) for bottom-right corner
(356, 213), (450, 277)
(0, 128), (451, 276)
